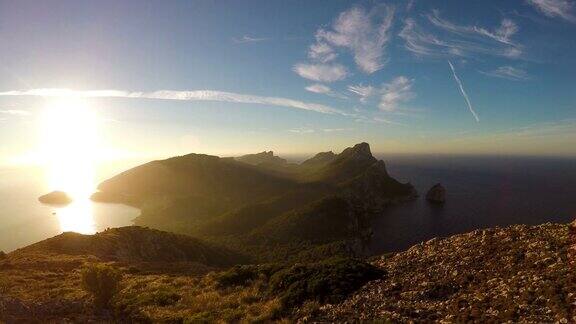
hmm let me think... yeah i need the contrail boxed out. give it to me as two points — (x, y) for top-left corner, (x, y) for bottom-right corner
(447, 61), (480, 122)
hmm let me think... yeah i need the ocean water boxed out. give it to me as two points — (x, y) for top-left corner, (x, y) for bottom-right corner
(370, 154), (576, 253)
(0, 162), (141, 252)
(1, 155), (575, 254)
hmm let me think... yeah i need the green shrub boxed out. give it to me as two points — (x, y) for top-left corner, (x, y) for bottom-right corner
(81, 264), (123, 308)
(137, 287), (181, 306)
(214, 265), (259, 288)
(213, 263), (285, 288)
(268, 258), (383, 309)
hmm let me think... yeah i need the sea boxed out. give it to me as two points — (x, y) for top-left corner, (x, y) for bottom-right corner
(1, 155), (575, 254)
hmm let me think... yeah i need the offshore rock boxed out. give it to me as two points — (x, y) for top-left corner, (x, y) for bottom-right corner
(38, 191), (72, 205)
(426, 183), (446, 204)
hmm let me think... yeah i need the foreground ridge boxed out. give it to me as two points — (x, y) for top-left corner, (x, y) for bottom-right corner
(315, 223), (575, 323)
(1, 222), (573, 322)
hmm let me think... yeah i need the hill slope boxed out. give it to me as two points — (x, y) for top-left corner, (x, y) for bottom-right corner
(316, 222), (575, 323)
(12, 226), (245, 267)
(90, 143), (416, 262)
(1, 222), (573, 322)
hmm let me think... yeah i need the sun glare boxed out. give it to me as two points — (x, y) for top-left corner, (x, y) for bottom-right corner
(40, 97), (99, 234)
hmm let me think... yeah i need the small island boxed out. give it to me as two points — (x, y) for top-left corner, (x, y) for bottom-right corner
(38, 191), (72, 205)
(426, 183), (446, 204)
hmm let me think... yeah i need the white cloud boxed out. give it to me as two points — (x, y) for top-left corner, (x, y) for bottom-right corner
(347, 84), (376, 103)
(354, 115), (405, 125)
(400, 12), (523, 59)
(314, 4), (395, 74)
(305, 84), (332, 94)
(305, 84), (348, 99)
(379, 76), (415, 112)
(526, 0), (576, 22)
(289, 127), (315, 134)
(292, 63), (348, 82)
(0, 109), (31, 116)
(0, 88), (347, 116)
(427, 10), (519, 45)
(308, 43), (337, 63)
(233, 35), (269, 43)
(448, 61), (480, 122)
(322, 128), (353, 132)
(348, 77), (415, 112)
(480, 66), (532, 81)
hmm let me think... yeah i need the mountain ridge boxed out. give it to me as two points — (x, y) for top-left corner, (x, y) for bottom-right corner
(88, 142), (416, 262)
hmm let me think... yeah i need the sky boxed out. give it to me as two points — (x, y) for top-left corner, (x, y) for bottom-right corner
(0, 0), (576, 165)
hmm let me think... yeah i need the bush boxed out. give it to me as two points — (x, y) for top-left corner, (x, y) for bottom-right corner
(81, 264), (123, 309)
(137, 287), (181, 306)
(268, 258), (384, 309)
(214, 265), (259, 288)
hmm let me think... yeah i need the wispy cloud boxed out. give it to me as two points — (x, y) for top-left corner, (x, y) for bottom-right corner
(447, 61), (480, 122)
(232, 35), (270, 43)
(348, 76), (415, 112)
(354, 115), (405, 125)
(0, 109), (31, 116)
(288, 127), (353, 134)
(379, 76), (415, 112)
(399, 11), (523, 60)
(427, 10), (519, 46)
(322, 127), (353, 132)
(526, 0), (576, 22)
(308, 43), (337, 63)
(314, 4), (395, 74)
(0, 88), (347, 116)
(347, 84), (376, 103)
(305, 84), (347, 99)
(292, 63), (348, 82)
(288, 127), (316, 134)
(305, 84), (331, 94)
(480, 66), (532, 81)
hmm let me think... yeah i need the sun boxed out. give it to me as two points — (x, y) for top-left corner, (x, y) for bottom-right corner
(39, 97), (100, 234)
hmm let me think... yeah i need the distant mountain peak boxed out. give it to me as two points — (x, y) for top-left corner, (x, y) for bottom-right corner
(236, 150), (287, 166)
(340, 142), (372, 159)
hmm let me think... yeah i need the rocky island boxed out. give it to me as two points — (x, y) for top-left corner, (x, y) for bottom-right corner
(38, 191), (72, 205)
(426, 183), (446, 204)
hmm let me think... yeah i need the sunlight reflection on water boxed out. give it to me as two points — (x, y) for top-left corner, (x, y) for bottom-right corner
(41, 97), (99, 234)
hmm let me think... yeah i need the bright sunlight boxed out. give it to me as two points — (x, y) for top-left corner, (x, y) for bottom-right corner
(39, 97), (99, 234)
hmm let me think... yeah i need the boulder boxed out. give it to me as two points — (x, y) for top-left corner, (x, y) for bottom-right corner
(426, 183), (446, 204)
(38, 191), (72, 205)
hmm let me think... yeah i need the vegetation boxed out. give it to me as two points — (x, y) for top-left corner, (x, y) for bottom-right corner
(1, 143), (418, 321)
(94, 143), (415, 264)
(1, 223), (572, 322)
(267, 258), (384, 309)
(81, 264), (123, 309)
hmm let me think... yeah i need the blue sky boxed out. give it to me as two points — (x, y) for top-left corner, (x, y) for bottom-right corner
(1, 0), (576, 163)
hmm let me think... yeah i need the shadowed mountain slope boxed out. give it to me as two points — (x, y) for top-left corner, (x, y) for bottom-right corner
(14, 226), (244, 267)
(92, 143), (416, 261)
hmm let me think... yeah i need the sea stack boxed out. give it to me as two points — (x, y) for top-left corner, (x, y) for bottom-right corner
(38, 191), (72, 205)
(426, 183), (446, 204)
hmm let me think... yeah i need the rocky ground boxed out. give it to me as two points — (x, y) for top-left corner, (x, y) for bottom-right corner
(2, 222), (574, 322)
(315, 222), (575, 323)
